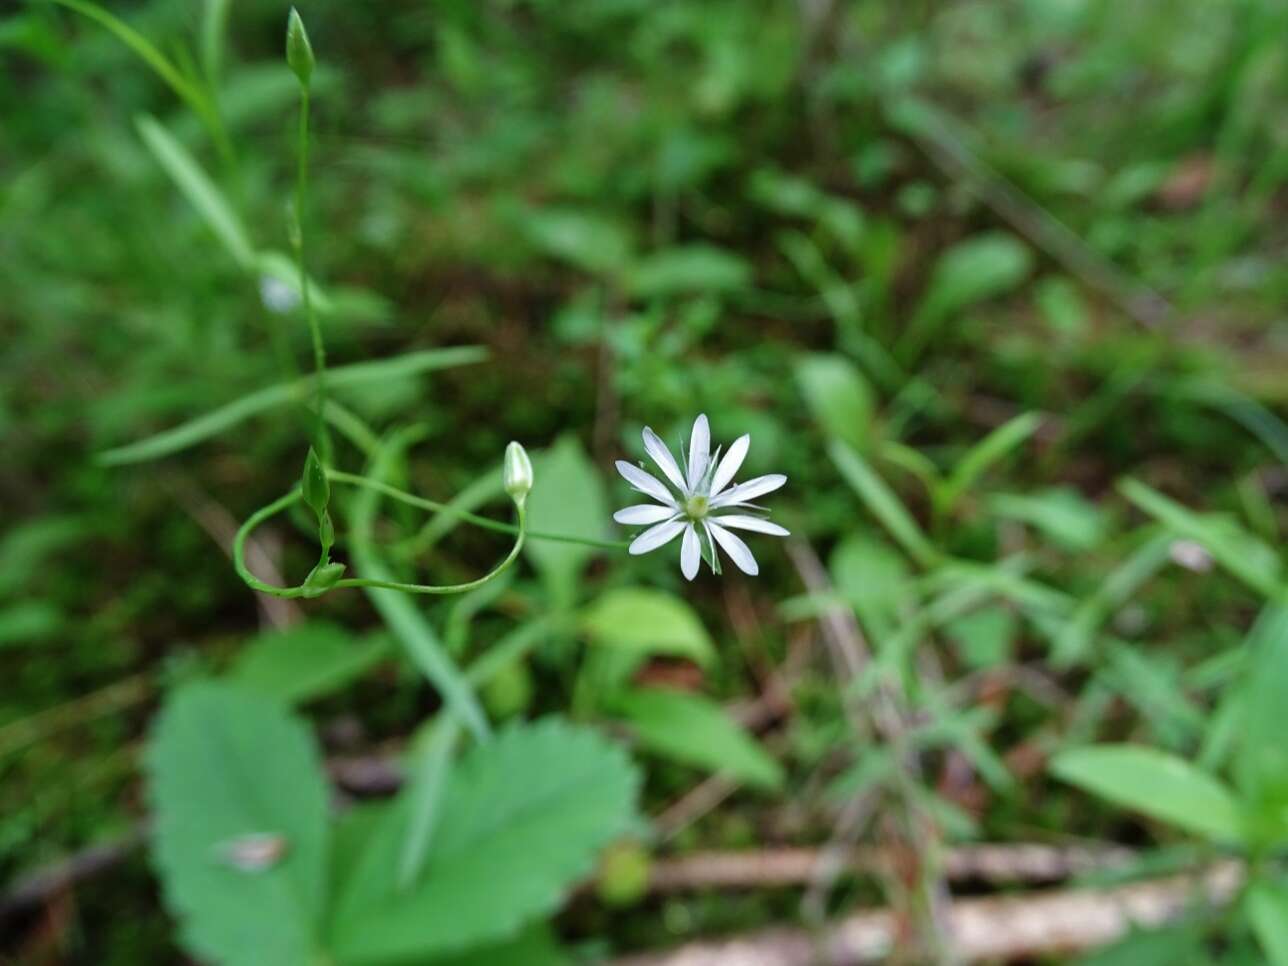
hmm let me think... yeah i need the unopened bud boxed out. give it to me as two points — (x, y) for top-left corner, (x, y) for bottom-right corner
(302, 560), (345, 597)
(286, 8), (315, 86)
(503, 441), (533, 506)
(301, 446), (329, 517)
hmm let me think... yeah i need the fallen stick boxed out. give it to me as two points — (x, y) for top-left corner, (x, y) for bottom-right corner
(611, 861), (1243, 965)
(646, 843), (1137, 893)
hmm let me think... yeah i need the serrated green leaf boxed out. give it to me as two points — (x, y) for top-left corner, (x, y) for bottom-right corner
(229, 622), (389, 705)
(524, 436), (608, 605)
(1051, 744), (1244, 843)
(135, 114), (254, 268)
(611, 687), (783, 790)
(147, 681), (330, 966)
(328, 717), (639, 964)
(795, 353), (874, 450)
(581, 588), (715, 666)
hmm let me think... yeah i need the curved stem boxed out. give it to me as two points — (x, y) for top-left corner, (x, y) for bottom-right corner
(233, 481), (533, 599)
(326, 469), (628, 550)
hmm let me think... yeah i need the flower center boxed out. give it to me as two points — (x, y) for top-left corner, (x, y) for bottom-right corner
(684, 495), (709, 520)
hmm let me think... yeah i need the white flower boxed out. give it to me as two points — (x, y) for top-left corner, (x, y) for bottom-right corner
(259, 275), (300, 314)
(614, 414), (788, 580)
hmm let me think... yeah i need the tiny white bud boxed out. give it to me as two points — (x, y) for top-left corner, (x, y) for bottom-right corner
(503, 441), (533, 506)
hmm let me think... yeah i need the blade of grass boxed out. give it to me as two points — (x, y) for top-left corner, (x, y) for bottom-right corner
(937, 412), (1042, 516)
(98, 347), (487, 465)
(829, 439), (938, 567)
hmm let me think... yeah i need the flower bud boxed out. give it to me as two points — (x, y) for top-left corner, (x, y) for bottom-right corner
(302, 560), (345, 597)
(503, 441), (533, 506)
(301, 446), (329, 517)
(286, 8), (314, 87)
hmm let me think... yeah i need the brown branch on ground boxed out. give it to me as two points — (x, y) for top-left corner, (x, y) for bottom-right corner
(611, 861), (1243, 966)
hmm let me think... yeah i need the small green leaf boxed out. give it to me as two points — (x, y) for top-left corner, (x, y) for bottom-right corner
(829, 439), (937, 567)
(329, 718), (639, 963)
(285, 8), (314, 86)
(625, 245), (751, 298)
(229, 622), (389, 705)
(147, 681), (330, 966)
(611, 687), (783, 790)
(301, 446), (329, 517)
(519, 207), (634, 276)
(988, 487), (1107, 552)
(938, 412), (1042, 515)
(1236, 606), (1288, 843)
(1247, 883), (1288, 966)
(524, 436), (608, 604)
(1051, 744), (1244, 843)
(795, 353), (874, 450)
(581, 589), (715, 667)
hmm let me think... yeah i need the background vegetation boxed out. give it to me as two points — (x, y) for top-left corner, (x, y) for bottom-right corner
(5, 0), (1288, 962)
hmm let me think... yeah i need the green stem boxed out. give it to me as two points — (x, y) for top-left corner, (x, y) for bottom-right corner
(294, 86), (326, 446)
(326, 470), (628, 550)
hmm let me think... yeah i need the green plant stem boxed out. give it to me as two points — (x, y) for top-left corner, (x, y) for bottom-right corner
(326, 470), (628, 550)
(233, 487), (528, 598)
(294, 86), (326, 447)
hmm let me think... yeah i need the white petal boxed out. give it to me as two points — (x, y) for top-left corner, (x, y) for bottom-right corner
(629, 518), (687, 555)
(642, 427), (687, 492)
(686, 414), (710, 491)
(712, 514), (790, 537)
(707, 522), (759, 575)
(711, 473), (787, 508)
(616, 460), (677, 506)
(680, 524), (701, 580)
(708, 434), (750, 497)
(614, 504), (678, 525)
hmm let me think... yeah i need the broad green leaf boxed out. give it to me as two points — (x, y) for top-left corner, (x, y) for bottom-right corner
(524, 436), (608, 605)
(1247, 883), (1288, 966)
(135, 114), (253, 268)
(1236, 606), (1288, 843)
(1120, 478), (1283, 598)
(229, 622), (390, 705)
(328, 718), (639, 963)
(829, 439), (937, 567)
(1051, 744), (1244, 843)
(147, 681), (330, 966)
(989, 487), (1107, 552)
(938, 412), (1042, 514)
(625, 245), (751, 298)
(795, 353), (874, 450)
(581, 588), (715, 666)
(352, 432), (491, 743)
(611, 687), (783, 790)
(902, 232), (1032, 361)
(98, 347), (486, 465)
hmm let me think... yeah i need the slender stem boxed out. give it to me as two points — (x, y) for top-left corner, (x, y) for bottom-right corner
(326, 469), (628, 550)
(294, 86), (326, 447)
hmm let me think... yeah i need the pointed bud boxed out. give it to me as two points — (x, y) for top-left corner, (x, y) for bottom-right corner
(317, 509), (334, 550)
(302, 446), (329, 517)
(503, 441), (533, 507)
(286, 8), (314, 87)
(302, 560), (345, 597)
